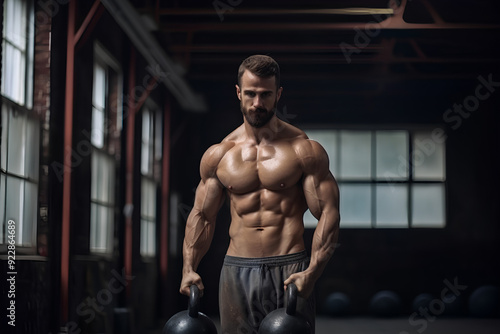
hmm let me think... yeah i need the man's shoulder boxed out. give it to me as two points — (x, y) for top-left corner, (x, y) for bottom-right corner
(201, 141), (234, 166)
(275, 122), (326, 159)
(293, 136), (325, 150)
(292, 136), (329, 171)
(199, 131), (239, 180)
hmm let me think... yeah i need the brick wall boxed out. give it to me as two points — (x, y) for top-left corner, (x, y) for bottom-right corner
(34, 10), (52, 258)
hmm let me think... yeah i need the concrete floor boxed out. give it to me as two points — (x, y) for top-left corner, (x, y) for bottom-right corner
(313, 317), (500, 334)
(210, 316), (500, 334)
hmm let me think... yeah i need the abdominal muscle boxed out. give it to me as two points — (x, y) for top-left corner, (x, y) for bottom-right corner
(225, 185), (307, 258)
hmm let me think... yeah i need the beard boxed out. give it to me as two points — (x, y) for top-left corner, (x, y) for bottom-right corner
(241, 101), (277, 128)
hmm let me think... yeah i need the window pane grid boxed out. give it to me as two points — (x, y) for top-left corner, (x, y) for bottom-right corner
(412, 132), (446, 181)
(2, 42), (26, 104)
(1, 104), (39, 246)
(1, 175), (38, 246)
(2, 0), (32, 106)
(140, 176), (157, 257)
(304, 129), (446, 229)
(3, 0), (28, 49)
(91, 107), (105, 148)
(140, 106), (161, 257)
(90, 47), (121, 254)
(90, 149), (115, 253)
(91, 150), (115, 204)
(339, 130), (372, 180)
(7, 107), (27, 176)
(140, 219), (156, 257)
(92, 61), (107, 149)
(141, 109), (155, 176)
(141, 177), (157, 220)
(93, 62), (107, 109)
(90, 203), (113, 253)
(411, 183), (446, 228)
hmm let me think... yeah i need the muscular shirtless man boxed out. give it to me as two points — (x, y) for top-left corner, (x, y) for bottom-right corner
(180, 55), (340, 334)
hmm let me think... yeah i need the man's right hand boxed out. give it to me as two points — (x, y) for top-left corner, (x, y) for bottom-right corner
(180, 271), (204, 296)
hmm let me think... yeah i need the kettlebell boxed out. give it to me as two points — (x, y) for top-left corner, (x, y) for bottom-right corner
(163, 285), (218, 334)
(258, 283), (312, 334)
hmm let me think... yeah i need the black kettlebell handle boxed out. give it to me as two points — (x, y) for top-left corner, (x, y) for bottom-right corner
(188, 285), (200, 318)
(286, 283), (298, 316)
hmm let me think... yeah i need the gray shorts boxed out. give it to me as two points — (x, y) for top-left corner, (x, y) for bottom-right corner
(219, 251), (315, 334)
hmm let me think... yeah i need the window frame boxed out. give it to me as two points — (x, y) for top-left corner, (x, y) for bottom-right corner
(1, 0), (34, 108)
(0, 100), (40, 252)
(0, 0), (38, 253)
(139, 101), (162, 258)
(302, 124), (447, 229)
(89, 42), (122, 254)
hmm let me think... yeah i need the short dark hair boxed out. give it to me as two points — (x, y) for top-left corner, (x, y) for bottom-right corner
(238, 55), (280, 89)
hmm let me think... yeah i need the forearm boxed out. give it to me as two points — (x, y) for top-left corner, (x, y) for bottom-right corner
(182, 211), (216, 273)
(305, 210), (340, 281)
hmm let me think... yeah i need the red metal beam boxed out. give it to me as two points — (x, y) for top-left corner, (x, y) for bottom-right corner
(73, 0), (103, 46)
(134, 76), (159, 112)
(61, 0), (76, 325)
(60, 0), (104, 326)
(74, 1), (106, 49)
(420, 0), (445, 25)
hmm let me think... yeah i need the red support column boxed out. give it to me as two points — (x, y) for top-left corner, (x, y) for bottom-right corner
(60, 0), (76, 325)
(60, 0), (103, 326)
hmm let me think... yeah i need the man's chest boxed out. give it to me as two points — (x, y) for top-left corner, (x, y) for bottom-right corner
(217, 143), (303, 193)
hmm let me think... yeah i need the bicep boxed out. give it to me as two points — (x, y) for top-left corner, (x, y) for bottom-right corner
(191, 143), (228, 221)
(192, 177), (225, 222)
(300, 140), (339, 220)
(303, 172), (339, 220)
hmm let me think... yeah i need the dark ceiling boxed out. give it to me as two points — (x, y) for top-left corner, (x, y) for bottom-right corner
(130, 0), (500, 125)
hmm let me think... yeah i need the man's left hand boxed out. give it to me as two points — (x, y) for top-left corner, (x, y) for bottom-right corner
(284, 270), (316, 299)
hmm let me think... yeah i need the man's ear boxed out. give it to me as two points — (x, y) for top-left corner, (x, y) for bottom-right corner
(276, 86), (283, 102)
(235, 84), (241, 101)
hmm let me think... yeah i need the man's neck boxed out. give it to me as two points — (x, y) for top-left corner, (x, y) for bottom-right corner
(243, 115), (282, 144)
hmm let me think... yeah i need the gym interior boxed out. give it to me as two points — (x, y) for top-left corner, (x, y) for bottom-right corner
(0, 0), (499, 333)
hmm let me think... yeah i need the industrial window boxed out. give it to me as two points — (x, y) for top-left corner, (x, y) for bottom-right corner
(90, 44), (122, 253)
(303, 129), (446, 229)
(140, 105), (162, 257)
(1, 0), (34, 107)
(0, 0), (37, 248)
(0, 104), (39, 247)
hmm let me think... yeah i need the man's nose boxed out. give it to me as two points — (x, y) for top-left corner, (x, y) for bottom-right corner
(253, 95), (264, 108)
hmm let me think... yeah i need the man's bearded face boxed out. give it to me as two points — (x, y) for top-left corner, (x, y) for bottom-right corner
(241, 100), (277, 128)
